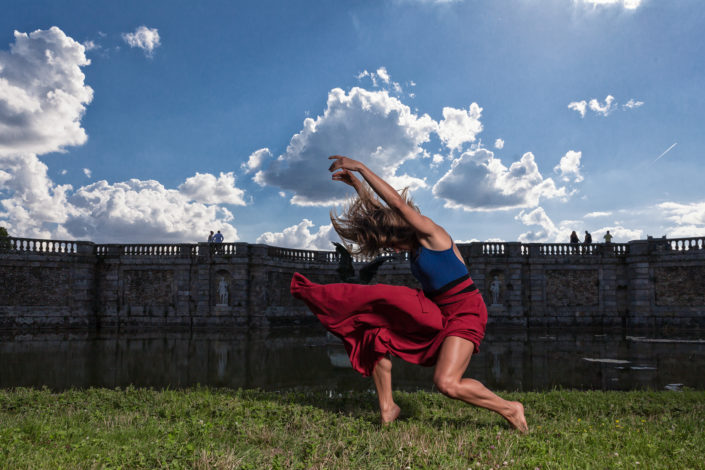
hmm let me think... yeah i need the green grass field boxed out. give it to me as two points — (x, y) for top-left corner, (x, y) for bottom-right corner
(1, 387), (703, 469)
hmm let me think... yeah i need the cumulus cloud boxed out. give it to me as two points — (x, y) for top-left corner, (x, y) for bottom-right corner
(0, 153), (73, 239)
(588, 95), (616, 116)
(65, 179), (238, 243)
(581, 0), (642, 9)
(241, 148), (272, 174)
(178, 171), (247, 205)
(494, 138), (504, 150)
(516, 207), (642, 243)
(553, 150), (583, 183)
(0, 27), (94, 157)
(437, 103), (483, 152)
(0, 27), (241, 242)
(256, 219), (338, 250)
(121, 26), (161, 58)
(432, 149), (567, 212)
(516, 207), (560, 242)
(659, 202), (705, 237)
(568, 100), (587, 118)
(255, 87), (436, 206)
(82, 168), (92, 178)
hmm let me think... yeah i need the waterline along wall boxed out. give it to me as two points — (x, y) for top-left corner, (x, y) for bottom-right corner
(1, 236), (705, 330)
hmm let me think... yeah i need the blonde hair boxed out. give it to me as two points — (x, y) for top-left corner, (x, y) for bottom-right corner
(330, 185), (419, 257)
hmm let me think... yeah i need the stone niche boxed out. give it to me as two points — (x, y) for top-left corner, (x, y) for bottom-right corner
(654, 266), (705, 306)
(486, 269), (505, 307)
(213, 269), (232, 307)
(0, 266), (70, 306)
(545, 269), (599, 307)
(122, 269), (175, 306)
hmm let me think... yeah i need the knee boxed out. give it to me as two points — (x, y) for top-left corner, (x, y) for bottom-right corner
(433, 374), (460, 398)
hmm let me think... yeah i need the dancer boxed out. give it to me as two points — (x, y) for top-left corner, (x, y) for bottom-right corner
(290, 155), (527, 431)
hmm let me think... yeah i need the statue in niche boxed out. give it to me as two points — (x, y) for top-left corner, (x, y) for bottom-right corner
(489, 276), (502, 305)
(217, 277), (228, 306)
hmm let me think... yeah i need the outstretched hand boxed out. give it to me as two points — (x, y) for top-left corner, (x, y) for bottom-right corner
(331, 168), (360, 187)
(329, 155), (363, 187)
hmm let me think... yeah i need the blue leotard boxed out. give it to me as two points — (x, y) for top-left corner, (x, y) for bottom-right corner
(410, 243), (468, 293)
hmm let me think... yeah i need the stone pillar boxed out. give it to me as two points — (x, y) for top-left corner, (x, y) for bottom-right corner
(626, 240), (652, 328)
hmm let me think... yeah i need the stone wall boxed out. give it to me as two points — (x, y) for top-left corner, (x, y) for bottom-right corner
(2, 236), (705, 330)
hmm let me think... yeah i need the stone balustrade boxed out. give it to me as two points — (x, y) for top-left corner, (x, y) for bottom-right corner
(3, 234), (705, 331)
(0, 236), (642, 259)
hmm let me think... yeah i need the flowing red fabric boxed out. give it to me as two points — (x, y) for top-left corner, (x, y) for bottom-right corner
(290, 272), (488, 377)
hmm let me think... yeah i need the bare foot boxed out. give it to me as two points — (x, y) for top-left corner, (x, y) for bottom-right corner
(381, 404), (401, 425)
(504, 401), (528, 433)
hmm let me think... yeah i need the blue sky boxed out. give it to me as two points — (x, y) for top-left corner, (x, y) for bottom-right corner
(1, 0), (704, 247)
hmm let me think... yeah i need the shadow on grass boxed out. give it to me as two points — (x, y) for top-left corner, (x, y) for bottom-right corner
(241, 387), (501, 430)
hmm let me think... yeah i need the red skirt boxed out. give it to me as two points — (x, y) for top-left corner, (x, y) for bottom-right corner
(290, 272), (488, 376)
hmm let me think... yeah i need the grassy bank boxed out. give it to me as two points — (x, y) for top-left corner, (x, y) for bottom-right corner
(1, 387), (703, 469)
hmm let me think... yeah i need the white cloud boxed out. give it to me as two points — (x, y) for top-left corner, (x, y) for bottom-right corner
(516, 206), (642, 243)
(82, 40), (100, 51)
(437, 103), (483, 152)
(516, 207), (560, 242)
(594, 225), (642, 241)
(584, 211), (612, 218)
(0, 27), (240, 242)
(570, 95), (624, 117)
(659, 202), (705, 237)
(241, 147), (272, 174)
(433, 149), (567, 212)
(581, 0), (642, 10)
(376, 66), (390, 84)
(553, 150), (584, 183)
(494, 138), (504, 150)
(121, 26), (161, 58)
(0, 153), (73, 239)
(178, 171), (247, 205)
(60, 169), (68, 175)
(64, 178), (238, 243)
(623, 98), (644, 109)
(255, 87), (436, 206)
(82, 168), (92, 178)
(356, 67), (402, 94)
(0, 27), (94, 157)
(256, 219), (337, 250)
(588, 95), (616, 116)
(568, 100), (587, 118)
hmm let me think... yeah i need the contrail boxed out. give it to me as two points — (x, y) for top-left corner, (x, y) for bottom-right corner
(652, 142), (678, 164)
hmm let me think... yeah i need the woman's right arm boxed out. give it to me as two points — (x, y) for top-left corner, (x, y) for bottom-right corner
(329, 156), (440, 240)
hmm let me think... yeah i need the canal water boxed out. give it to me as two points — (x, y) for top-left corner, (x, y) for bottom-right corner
(1, 326), (704, 392)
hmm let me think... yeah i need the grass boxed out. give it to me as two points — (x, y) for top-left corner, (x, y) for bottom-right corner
(1, 387), (704, 469)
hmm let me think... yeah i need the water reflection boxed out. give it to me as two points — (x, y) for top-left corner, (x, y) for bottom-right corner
(1, 326), (704, 392)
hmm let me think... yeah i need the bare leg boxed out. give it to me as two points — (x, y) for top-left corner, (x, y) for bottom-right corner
(372, 356), (400, 425)
(433, 336), (527, 432)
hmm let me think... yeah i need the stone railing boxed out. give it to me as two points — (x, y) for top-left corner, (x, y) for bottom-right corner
(268, 246), (338, 263)
(4, 237), (700, 260)
(95, 244), (197, 257)
(666, 237), (705, 252)
(1, 237), (86, 255)
(482, 242), (505, 256)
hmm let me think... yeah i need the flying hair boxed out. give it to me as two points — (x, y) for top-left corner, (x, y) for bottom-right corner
(330, 184), (420, 257)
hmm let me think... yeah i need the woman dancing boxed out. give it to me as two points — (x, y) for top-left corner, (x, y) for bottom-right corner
(290, 155), (527, 431)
